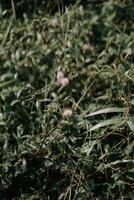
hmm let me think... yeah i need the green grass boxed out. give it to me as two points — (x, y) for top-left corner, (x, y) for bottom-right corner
(0, 0), (134, 199)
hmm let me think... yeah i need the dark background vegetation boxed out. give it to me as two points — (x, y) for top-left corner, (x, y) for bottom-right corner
(0, 0), (134, 199)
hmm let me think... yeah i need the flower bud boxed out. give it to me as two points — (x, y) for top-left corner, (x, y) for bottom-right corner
(61, 77), (69, 87)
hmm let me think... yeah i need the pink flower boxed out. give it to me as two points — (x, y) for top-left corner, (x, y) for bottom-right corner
(61, 77), (69, 87)
(57, 71), (64, 84)
(57, 71), (70, 87)
(62, 108), (73, 117)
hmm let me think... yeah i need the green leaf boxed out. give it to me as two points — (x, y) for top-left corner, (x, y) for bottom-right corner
(90, 118), (125, 131)
(127, 120), (134, 132)
(86, 107), (126, 117)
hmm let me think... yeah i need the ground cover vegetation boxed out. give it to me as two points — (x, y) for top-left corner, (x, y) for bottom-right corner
(0, 0), (134, 199)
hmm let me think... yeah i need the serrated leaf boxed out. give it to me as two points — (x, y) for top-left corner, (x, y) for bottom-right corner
(86, 107), (126, 117)
(90, 118), (125, 131)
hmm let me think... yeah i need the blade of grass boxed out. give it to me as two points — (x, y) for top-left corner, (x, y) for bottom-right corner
(127, 120), (134, 133)
(90, 117), (125, 131)
(86, 107), (126, 117)
(1, 15), (13, 46)
(11, 0), (16, 19)
(105, 159), (134, 168)
(0, 79), (17, 89)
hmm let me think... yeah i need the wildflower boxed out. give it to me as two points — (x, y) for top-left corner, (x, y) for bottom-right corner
(57, 71), (65, 84)
(57, 71), (70, 88)
(61, 77), (69, 87)
(62, 108), (73, 117)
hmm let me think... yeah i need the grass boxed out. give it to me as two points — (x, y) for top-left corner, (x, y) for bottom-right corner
(0, 0), (134, 199)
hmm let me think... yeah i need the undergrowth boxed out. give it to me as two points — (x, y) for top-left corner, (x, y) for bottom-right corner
(0, 0), (134, 199)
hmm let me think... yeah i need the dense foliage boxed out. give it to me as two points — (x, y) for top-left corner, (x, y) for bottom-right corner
(0, 0), (134, 199)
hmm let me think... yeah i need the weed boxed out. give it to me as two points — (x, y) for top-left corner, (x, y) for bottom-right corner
(0, 0), (134, 199)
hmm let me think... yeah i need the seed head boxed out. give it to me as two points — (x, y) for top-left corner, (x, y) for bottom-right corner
(51, 18), (59, 28)
(82, 43), (92, 54)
